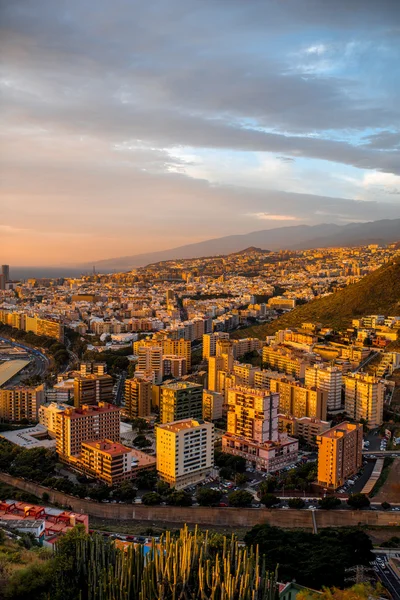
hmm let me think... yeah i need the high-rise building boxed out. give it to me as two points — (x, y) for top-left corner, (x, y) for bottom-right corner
(55, 402), (121, 459)
(80, 362), (107, 376)
(0, 385), (45, 422)
(79, 440), (134, 485)
(202, 332), (230, 359)
(233, 363), (260, 387)
(1, 265), (10, 289)
(160, 381), (203, 424)
(162, 339), (192, 370)
(38, 402), (68, 434)
(262, 346), (307, 378)
(316, 422), (363, 489)
(166, 289), (175, 306)
(305, 365), (342, 412)
(156, 419), (214, 489)
(202, 390), (224, 421)
(162, 355), (187, 378)
(226, 387), (279, 443)
(124, 378), (152, 419)
(344, 373), (384, 428)
(136, 345), (163, 384)
(73, 374), (113, 408)
(278, 414), (331, 446)
(269, 378), (327, 421)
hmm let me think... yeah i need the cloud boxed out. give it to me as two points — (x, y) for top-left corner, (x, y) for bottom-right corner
(248, 213), (302, 221)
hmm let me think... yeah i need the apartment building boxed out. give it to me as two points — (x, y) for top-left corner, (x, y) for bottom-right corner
(136, 345), (163, 384)
(344, 373), (384, 428)
(79, 440), (134, 485)
(269, 378), (327, 420)
(160, 382), (203, 424)
(0, 385), (45, 422)
(202, 332), (230, 359)
(278, 414), (331, 446)
(316, 422), (363, 489)
(162, 339), (192, 370)
(73, 374), (113, 408)
(202, 390), (224, 421)
(162, 355), (187, 378)
(80, 362), (107, 376)
(305, 365), (343, 412)
(124, 378), (152, 419)
(55, 402), (120, 459)
(226, 386), (279, 443)
(233, 363), (260, 387)
(262, 346), (307, 378)
(156, 419), (214, 489)
(38, 402), (67, 434)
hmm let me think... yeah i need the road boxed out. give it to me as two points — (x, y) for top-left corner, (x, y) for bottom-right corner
(0, 336), (50, 382)
(373, 553), (400, 600)
(114, 373), (126, 406)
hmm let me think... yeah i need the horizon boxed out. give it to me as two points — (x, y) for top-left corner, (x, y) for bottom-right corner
(1, 1), (400, 266)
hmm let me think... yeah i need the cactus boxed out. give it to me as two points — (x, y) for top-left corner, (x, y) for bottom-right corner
(55, 525), (279, 600)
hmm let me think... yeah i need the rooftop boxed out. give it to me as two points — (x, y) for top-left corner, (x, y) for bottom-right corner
(158, 418), (206, 433)
(82, 439), (131, 455)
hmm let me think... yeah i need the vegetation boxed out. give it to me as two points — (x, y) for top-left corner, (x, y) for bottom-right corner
(244, 525), (373, 589)
(0, 323), (69, 369)
(196, 488), (222, 506)
(346, 494), (370, 510)
(260, 493), (280, 508)
(287, 497), (305, 509)
(228, 490), (253, 507)
(318, 497), (342, 510)
(233, 258), (400, 338)
(141, 492), (162, 505)
(370, 458), (394, 498)
(2, 525), (279, 600)
(297, 582), (387, 600)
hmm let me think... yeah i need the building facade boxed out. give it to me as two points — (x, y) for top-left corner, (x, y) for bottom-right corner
(316, 422), (363, 489)
(160, 382), (203, 424)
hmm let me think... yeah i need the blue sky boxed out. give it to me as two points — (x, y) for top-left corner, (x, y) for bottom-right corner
(0, 0), (399, 264)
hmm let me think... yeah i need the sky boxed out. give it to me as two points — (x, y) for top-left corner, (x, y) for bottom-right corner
(1, 0), (400, 266)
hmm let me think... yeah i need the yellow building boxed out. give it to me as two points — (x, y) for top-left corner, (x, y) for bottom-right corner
(316, 422), (363, 489)
(269, 378), (327, 421)
(202, 332), (230, 359)
(344, 373), (384, 428)
(202, 390), (224, 421)
(124, 378), (152, 419)
(156, 419), (214, 489)
(226, 386), (279, 443)
(73, 374), (113, 408)
(262, 346), (307, 378)
(0, 385), (45, 422)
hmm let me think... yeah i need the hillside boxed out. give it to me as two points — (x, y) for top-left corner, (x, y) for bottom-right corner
(232, 257), (400, 339)
(81, 218), (400, 271)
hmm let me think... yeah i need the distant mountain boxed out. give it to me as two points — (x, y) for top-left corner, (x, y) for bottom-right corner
(230, 246), (271, 255)
(233, 257), (400, 338)
(85, 218), (400, 271)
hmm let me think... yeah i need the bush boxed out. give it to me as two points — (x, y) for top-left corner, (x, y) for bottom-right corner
(166, 491), (193, 507)
(381, 501), (391, 510)
(347, 493), (370, 510)
(196, 488), (222, 506)
(260, 493), (280, 508)
(141, 492), (162, 506)
(228, 490), (253, 507)
(318, 497), (341, 510)
(287, 498), (305, 509)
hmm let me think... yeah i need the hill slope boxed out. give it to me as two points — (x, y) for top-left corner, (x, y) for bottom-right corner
(232, 258), (400, 339)
(83, 218), (400, 271)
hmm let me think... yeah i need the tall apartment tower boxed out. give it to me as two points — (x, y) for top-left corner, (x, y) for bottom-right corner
(202, 332), (230, 359)
(160, 381), (203, 424)
(124, 378), (152, 419)
(73, 375), (113, 409)
(226, 386), (279, 443)
(162, 338), (192, 370)
(316, 422), (363, 489)
(0, 265), (9, 290)
(55, 402), (121, 459)
(344, 373), (384, 428)
(136, 345), (163, 384)
(305, 365), (342, 412)
(269, 378), (327, 421)
(156, 419), (214, 489)
(0, 385), (45, 422)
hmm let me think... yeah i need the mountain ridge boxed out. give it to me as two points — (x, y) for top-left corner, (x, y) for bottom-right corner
(232, 257), (400, 339)
(83, 218), (400, 271)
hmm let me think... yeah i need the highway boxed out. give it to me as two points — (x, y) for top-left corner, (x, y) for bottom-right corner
(0, 336), (50, 381)
(373, 553), (400, 600)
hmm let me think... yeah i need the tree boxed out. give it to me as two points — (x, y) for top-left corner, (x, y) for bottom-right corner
(133, 434), (152, 449)
(259, 477), (277, 495)
(287, 497), (305, 509)
(42, 492), (50, 503)
(196, 488), (222, 506)
(318, 496), (341, 510)
(347, 493), (370, 510)
(88, 485), (110, 502)
(155, 480), (171, 496)
(260, 493), (280, 508)
(219, 466), (234, 480)
(228, 490), (253, 507)
(135, 469), (157, 490)
(381, 501), (391, 510)
(235, 473), (248, 486)
(167, 490), (193, 506)
(142, 492), (162, 505)
(112, 482), (137, 503)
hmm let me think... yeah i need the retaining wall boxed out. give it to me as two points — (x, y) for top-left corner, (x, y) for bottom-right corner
(1, 472), (399, 530)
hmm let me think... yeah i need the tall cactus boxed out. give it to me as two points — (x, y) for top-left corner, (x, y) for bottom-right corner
(55, 524), (279, 600)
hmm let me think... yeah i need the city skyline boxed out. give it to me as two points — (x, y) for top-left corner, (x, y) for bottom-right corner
(1, 0), (400, 266)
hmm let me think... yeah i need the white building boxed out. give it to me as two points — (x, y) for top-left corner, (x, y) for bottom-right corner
(344, 373), (384, 428)
(305, 364), (343, 412)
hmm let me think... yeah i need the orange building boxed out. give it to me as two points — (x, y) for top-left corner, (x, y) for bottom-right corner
(316, 422), (363, 490)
